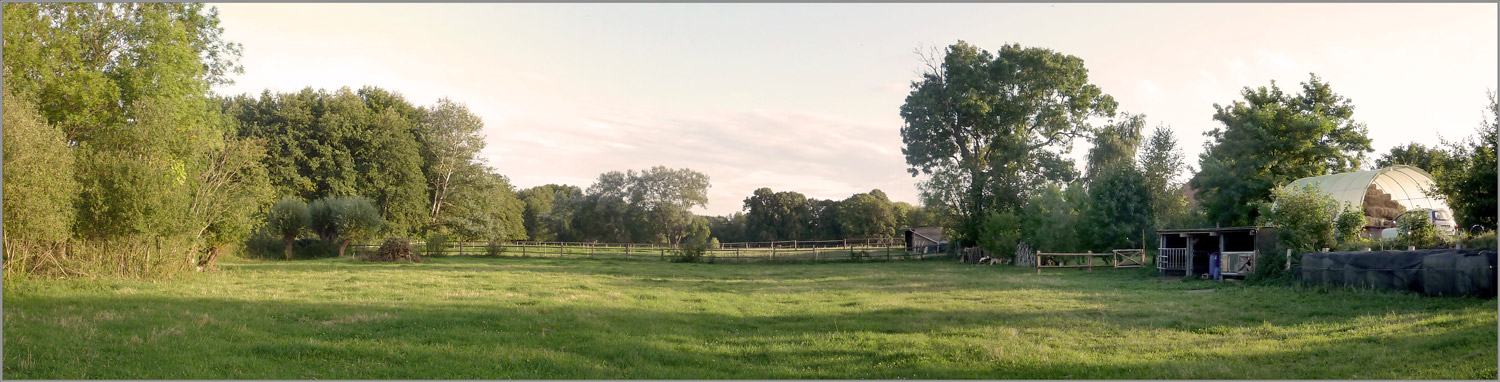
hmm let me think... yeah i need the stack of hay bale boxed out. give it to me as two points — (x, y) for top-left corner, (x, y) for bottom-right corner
(1364, 184), (1405, 228)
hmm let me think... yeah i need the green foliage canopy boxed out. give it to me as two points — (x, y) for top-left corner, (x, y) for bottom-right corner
(266, 198), (310, 260)
(309, 196), (385, 257)
(900, 41), (1117, 245)
(1191, 74), (1373, 226)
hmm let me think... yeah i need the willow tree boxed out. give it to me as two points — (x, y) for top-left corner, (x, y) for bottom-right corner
(899, 41), (1117, 245)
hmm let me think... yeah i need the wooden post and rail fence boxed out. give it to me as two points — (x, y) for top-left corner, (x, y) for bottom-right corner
(346, 237), (926, 263)
(1032, 248), (1147, 274)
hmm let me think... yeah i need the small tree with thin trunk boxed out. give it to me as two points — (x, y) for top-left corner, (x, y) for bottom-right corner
(309, 196), (385, 258)
(266, 198), (310, 260)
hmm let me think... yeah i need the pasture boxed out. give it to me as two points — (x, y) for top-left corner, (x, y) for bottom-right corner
(3, 256), (1495, 379)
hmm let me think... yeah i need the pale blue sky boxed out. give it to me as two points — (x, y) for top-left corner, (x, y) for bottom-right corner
(211, 3), (1498, 216)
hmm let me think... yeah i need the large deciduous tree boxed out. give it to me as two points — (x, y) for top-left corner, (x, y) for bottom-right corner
(625, 166), (710, 246)
(419, 98), (486, 225)
(837, 189), (897, 239)
(900, 41), (1117, 245)
(441, 166), (527, 242)
(1081, 115), (1154, 251)
(1431, 92), (1498, 229)
(1190, 74), (1373, 226)
(226, 87), (432, 236)
(3, 3), (271, 277)
(519, 184), (584, 242)
(1138, 125), (1193, 229)
(743, 188), (811, 241)
(1376, 142), (1453, 174)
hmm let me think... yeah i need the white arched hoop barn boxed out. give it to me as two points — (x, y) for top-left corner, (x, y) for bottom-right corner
(1285, 165), (1452, 229)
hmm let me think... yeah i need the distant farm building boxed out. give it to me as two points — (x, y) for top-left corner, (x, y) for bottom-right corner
(902, 226), (945, 254)
(1284, 165), (1454, 234)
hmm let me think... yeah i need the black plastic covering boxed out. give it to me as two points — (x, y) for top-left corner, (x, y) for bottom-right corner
(1299, 249), (1497, 297)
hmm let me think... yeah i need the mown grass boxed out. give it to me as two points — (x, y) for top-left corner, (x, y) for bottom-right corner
(3, 256), (1495, 379)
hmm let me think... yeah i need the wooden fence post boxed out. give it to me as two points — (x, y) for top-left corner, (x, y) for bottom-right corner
(1285, 248), (1292, 271)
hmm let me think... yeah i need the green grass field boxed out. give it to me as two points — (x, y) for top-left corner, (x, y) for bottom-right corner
(3, 256), (1495, 379)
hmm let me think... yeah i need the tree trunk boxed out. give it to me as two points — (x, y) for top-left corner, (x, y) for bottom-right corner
(283, 236), (295, 260)
(339, 239), (351, 258)
(198, 246), (222, 271)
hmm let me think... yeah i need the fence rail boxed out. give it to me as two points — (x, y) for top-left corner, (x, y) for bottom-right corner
(348, 239), (930, 263)
(717, 238), (901, 249)
(1034, 251), (1116, 274)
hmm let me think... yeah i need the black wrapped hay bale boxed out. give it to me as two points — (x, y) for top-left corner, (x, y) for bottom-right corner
(1301, 248), (1496, 297)
(1421, 249), (1496, 297)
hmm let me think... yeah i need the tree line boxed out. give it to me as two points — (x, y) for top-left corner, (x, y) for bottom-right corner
(516, 177), (941, 246)
(898, 41), (1497, 258)
(1, 4), (941, 279)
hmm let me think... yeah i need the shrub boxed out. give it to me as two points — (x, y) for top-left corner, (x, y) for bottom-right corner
(293, 238), (340, 259)
(363, 237), (422, 262)
(671, 219), (712, 263)
(1397, 211), (1442, 249)
(1263, 184), (1340, 252)
(1334, 202), (1366, 244)
(424, 232), (450, 257)
(484, 238), (507, 257)
(1460, 231), (1497, 249)
(243, 232), (283, 260)
(978, 210), (1022, 255)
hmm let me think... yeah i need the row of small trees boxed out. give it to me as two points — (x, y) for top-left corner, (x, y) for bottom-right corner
(264, 197), (384, 260)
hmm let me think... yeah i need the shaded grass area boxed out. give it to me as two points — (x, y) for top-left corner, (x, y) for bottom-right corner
(4, 257), (1495, 379)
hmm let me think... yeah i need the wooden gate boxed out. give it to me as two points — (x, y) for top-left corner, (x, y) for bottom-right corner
(1112, 249), (1145, 268)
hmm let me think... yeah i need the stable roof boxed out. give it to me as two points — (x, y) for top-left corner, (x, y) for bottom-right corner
(1155, 226), (1265, 235)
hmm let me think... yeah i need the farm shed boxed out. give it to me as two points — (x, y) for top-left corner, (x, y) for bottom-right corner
(1284, 165), (1451, 232)
(1157, 226), (1279, 278)
(902, 226), (945, 254)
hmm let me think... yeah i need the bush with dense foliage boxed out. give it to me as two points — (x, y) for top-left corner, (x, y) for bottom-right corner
(1396, 210), (1442, 249)
(1263, 184), (1341, 252)
(1334, 203), (1366, 244)
(672, 219), (713, 263)
(424, 232), (451, 257)
(309, 196), (385, 257)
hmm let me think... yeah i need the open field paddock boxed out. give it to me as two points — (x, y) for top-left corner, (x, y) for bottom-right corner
(3, 257), (1495, 379)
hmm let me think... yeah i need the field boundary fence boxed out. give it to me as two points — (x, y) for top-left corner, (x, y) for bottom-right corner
(347, 237), (941, 263)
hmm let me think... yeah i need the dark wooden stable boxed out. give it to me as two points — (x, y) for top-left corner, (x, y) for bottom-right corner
(1156, 226), (1278, 278)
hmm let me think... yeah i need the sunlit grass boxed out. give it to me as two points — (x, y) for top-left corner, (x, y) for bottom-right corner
(4, 256), (1495, 379)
